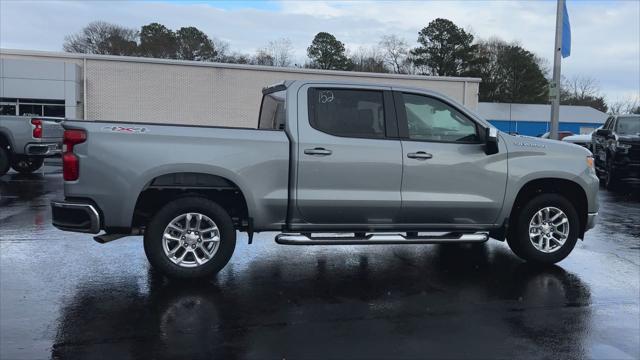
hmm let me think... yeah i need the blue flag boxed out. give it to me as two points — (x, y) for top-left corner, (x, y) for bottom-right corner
(562, 1), (571, 58)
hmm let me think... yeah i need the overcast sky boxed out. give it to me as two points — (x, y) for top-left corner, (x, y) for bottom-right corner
(1, 0), (638, 103)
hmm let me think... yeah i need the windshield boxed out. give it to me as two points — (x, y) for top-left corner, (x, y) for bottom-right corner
(616, 116), (640, 135)
(258, 90), (286, 130)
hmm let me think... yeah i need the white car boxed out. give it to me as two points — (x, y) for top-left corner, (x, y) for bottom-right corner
(562, 127), (601, 151)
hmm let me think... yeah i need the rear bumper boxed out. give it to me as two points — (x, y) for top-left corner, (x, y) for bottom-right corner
(25, 142), (61, 156)
(586, 212), (598, 231)
(51, 200), (101, 234)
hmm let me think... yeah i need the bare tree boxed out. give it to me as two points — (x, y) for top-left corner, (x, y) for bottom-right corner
(349, 46), (387, 73)
(560, 76), (608, 112)
(609, 97), (640, 115)
(252, 50), (275, 66)
(256, 38), (294, 67)
(378, 34), (410, 74)
(63, 21), (138, 56)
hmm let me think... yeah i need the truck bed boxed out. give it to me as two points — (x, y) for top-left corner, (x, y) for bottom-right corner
(62, 120), (291, 231)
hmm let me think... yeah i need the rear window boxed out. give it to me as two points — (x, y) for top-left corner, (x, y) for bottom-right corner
(258, 90), (286, 130)
(308, 88), (386, 139)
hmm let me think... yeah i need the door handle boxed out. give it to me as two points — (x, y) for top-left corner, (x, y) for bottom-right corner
(407, 151), (433, 160)
(304, 147), (333, 156)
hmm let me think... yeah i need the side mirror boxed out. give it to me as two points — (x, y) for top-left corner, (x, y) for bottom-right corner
(596, 129), (611, 137)
(485, 127), (499, 155)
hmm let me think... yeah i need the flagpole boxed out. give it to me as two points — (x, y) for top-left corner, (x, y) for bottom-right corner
(550, 0), (565, 140)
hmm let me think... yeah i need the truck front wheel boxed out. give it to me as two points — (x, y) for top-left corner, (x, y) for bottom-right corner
(11, 156), (44, 174)
(507, 194), (579, 264)
(144, 197), (236, 279)
(0, 147), (9, 176)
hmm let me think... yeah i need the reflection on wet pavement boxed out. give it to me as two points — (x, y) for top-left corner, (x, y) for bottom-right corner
(1, 170), (639, 359)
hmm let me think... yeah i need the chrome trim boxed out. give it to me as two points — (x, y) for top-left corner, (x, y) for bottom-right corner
(586, 212), (598, 231)
(51, 201), (101, 234)
(25, 142), (61, 156)
(275, 232), (489, 245)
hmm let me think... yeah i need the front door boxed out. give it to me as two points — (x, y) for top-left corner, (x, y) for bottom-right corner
(295, 86), (403, 225)
(395, 91), (507, 226)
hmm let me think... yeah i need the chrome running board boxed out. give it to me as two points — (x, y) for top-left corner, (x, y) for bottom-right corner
(275, 232), (489, 245)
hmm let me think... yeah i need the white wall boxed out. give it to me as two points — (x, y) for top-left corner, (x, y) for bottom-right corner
(0, 58), (82, 118)
(1, 49), (481, 126)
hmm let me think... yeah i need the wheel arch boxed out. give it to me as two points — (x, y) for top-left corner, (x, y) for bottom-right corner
(509, 178), (588, 239)
(132, 171), (252, 231)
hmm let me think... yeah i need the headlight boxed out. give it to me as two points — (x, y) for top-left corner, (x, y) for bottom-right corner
(586, 156), (596, 174)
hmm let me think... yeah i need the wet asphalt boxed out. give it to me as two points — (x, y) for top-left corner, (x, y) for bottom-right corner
(0, 166), (639, 360)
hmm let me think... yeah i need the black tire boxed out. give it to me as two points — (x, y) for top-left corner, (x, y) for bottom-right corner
(604, 160), (621, 191)
(0, 147), (9, 176)
(507, 193), (580, 264)
(10, 156), (44, 174)
(144, 197), (236, 279)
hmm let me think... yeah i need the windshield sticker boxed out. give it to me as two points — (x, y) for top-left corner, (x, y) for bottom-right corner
(319, 91), (334, 104)
(102, 126), (148, 134)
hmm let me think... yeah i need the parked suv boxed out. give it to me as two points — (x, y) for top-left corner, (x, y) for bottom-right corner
(592, 115), (640, 189)
(51, 80), (599, 279)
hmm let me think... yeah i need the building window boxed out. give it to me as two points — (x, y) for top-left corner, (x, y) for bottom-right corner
(19, 104), (44, 116)
(0, 104), (17, 115)
(0, 97), (65, 118)
(44, 105), (65, 117)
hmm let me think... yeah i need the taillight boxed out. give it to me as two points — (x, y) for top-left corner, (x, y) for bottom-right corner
(31, 119), (42, 138)
(63, 129), (86, 181)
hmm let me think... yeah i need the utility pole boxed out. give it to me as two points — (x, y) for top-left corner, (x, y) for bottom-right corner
(549, 0), (565, 140)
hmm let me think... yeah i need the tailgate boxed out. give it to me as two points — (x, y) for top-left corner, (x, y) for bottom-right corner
(41, 118), (64, 139)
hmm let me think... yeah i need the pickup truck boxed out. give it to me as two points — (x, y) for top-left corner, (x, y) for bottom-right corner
(592, 114), (640, 190)
(51, 80), (599, 279)
(0, 115), (64, 175)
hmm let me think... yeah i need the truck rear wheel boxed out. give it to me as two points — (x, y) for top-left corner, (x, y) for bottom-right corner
(144, 197), (236, 279)
(0, 147), (9, 176)
(11, 156), (44, 174)
(507, 194), (579, 264)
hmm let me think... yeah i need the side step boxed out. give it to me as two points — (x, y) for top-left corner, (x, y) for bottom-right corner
(275, 232), (489, 245)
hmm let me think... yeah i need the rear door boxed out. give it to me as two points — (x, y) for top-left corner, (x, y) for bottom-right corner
(395, 91), (507, 226)
(295, 85), (403, 226)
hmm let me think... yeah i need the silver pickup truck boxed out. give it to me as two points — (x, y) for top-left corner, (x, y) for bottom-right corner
(0, 115), (64, 175)
(51, 80), (599, 279)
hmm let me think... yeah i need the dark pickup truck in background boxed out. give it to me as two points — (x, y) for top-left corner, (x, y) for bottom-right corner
(592, 115), (640, 189)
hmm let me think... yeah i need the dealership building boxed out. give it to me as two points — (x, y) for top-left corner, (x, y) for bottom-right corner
(1, 49), (480, 127)
(478, 102), (608, 136)
(1, 49), (607, 134)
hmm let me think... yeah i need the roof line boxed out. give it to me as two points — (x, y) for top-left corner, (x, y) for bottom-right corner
(0, 48), (482, 83)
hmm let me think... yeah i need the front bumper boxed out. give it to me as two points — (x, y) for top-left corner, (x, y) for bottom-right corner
(612, 162), (640, 180)
(25, 142), (61, 156)
(51, 200), (101, 234)
(586, 212), (598, 231)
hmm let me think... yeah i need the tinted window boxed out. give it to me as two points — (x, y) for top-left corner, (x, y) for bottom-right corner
(309, 89), (385, 138)
(258, 90), (286, 130)
(402, 93), (478, 143)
